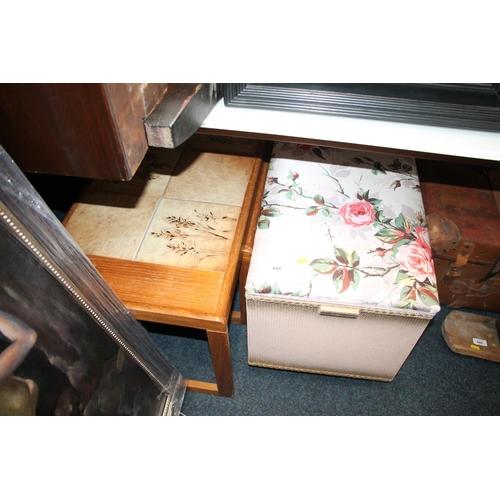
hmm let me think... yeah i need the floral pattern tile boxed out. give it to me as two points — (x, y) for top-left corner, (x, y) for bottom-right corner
(136, 198), (241, 272)
(246, 143), (440, 314)
(64, 138), (261, 274)
(164, 149), (253, 205)
(64, 191), (159, 261)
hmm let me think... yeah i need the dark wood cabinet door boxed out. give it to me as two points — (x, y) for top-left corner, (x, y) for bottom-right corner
(0, 83), (167, 180)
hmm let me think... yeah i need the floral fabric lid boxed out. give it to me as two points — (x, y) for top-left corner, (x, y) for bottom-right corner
(245, 142), (440, 315)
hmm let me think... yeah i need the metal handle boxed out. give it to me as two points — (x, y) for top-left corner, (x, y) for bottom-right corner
(318, 305), (360, 319)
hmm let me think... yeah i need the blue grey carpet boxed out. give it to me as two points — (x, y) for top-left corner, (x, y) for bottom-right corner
(147, 298), (500, 416)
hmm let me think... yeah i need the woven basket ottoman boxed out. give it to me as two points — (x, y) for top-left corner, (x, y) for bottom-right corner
(245, 143), (441, 381)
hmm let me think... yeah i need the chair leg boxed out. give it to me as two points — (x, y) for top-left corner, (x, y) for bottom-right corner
(206, 328), (234, 397)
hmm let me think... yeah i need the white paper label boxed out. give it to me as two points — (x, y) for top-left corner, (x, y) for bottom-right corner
(473, 338), (488, 347)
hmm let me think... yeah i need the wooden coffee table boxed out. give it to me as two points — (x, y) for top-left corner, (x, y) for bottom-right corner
(63, 134), (267, 397)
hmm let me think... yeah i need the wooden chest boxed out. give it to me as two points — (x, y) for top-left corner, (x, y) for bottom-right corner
(418, 159), (500, 312)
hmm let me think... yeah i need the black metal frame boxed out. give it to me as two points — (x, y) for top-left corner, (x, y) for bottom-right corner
(222, 84), (500, 132)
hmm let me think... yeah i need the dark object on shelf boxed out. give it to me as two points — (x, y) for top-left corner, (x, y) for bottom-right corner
(144, 83), (219, 149)
(223, 83), (500, 133)
(419, 159), (500, 312)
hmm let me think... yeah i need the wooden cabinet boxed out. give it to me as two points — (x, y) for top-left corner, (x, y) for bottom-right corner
(0, 83), (220, 181)
(0, 84), (167, 180)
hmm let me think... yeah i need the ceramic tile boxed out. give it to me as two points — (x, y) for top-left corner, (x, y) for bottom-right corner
(87, 147), (183, 197)
(136, 198), (241, 272)
(164, 150), (253, 205)
(64, 191), (159, 260)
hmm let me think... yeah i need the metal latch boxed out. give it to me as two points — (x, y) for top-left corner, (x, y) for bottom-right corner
(445, 241), (475, 278)
(319, 305), (360, 319)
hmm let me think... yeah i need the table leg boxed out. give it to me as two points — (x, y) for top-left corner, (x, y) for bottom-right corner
(239, 262), (249, 325)
(206, 328), (234, 397)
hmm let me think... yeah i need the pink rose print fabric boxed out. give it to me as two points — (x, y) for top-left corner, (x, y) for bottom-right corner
(339, 199), (376, 227)
(397, 226), (435, 282)
(246, 142), (440, 314)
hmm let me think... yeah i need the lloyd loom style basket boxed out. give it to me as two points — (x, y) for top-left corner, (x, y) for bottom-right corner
(245, 143), (441, 381)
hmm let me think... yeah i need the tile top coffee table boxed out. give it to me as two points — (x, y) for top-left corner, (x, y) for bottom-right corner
(63, 134), (267, 397)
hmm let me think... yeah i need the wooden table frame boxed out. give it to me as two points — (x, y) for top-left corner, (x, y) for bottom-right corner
(81, 146), (269, 397)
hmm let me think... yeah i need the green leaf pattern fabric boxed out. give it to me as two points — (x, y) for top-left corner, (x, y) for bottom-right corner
(246, 143), (440, 314)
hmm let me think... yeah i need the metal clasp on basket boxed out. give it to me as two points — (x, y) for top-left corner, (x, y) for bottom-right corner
(318, 305), (360, 319)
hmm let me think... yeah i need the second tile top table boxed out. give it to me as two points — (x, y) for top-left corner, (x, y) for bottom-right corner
(64, 134), (268, 396)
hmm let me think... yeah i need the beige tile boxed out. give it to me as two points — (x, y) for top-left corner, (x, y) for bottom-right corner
(136, 198), (241, 272)
(86, 146), (183, 197)
(164, 150), (253, 205)
(64, 191), (159, 260)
